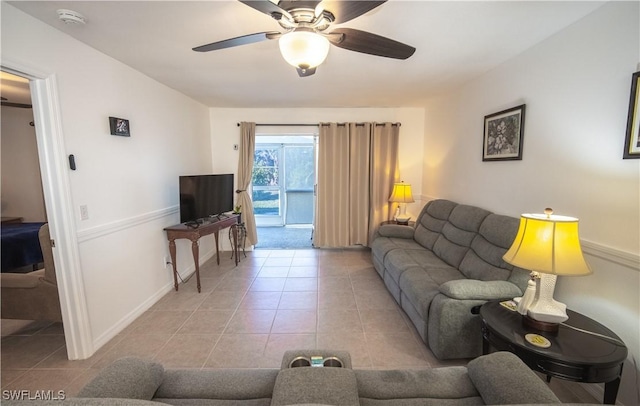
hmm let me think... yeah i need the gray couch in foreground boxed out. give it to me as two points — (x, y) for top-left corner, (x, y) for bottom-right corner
(4, 351), (565, 405)
(370, 199), (530, 359)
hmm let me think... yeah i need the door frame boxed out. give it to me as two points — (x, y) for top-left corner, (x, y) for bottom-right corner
(2, 60), (93, 359)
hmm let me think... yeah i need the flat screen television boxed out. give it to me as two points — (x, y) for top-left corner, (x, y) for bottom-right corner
(179, 174), (234, 223)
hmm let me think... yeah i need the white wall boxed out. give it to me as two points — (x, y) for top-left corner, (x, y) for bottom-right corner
(1, 106), (47, 221)
(210, 107), (426, 220)
(423, 2), (639, 404)
(2, 4), (212, 349)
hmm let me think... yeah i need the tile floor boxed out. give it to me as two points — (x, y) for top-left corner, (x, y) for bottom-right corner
(1, 248), (597, 402)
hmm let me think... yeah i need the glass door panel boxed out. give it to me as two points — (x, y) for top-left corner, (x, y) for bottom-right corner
(284, 145), (315, 224)
(252, 145), (283, 226)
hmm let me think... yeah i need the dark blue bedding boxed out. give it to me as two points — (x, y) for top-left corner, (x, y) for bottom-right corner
(1, 222), (46, 272)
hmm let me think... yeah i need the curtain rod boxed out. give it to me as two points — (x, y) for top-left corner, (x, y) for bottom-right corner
(237, 122), (401, 127)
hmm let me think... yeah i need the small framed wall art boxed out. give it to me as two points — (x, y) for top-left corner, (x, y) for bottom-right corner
(623, 71), (640, 159)
(109, 116), (130, 137)
(483, 104), (526, 161)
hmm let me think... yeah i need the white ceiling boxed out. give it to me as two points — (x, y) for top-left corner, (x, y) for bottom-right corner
(7, 1), (605, 108)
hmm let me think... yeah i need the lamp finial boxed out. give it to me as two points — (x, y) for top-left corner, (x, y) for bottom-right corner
(544, 208), (553, 218)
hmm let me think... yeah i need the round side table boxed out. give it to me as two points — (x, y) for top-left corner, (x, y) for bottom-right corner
(480, 301), (627, 404)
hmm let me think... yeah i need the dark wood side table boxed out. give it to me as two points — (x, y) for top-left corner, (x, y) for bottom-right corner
(480, 301), (627, 404)
(380, 220), (416, 227)
(164, 214), (239, 293)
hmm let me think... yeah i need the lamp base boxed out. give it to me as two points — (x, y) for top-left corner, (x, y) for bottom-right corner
(523, 315), (559, 333)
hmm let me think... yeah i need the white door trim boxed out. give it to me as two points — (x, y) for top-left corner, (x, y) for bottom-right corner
(2, 60), (93, 359)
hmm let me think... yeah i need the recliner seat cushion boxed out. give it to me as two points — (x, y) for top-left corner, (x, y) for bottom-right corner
(384, 249), (449, 285)
(355, 367), (481, 403)
(155, 369), (278, 401)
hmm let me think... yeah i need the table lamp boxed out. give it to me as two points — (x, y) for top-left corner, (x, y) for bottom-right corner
(503, 208), (592, 332)
(388, 182), (415, 225)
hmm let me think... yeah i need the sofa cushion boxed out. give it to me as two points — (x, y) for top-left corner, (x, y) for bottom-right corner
(385, 249), (449, 285)
(457, 214), (514, 281)
(2, 400), (168, 406)
(398, 268), (465, 319)
(78, 357), (164, 400)
(432, 206), (490, 268)
(154, 369), (278, 401)
(354, 367), (481, 402)
(467, 352), (561, 405)
(372, 236), (425, 265)
(271, 368), (359, 406)
(413, 200), (457, 250)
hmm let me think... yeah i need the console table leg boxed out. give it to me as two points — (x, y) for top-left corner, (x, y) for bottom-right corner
(232, 225), (239, 266)
(214, 231), (220, 265)
(168, 239), (178, 291)
(603, 377), (621, 405)
(191, 239), (201, 293)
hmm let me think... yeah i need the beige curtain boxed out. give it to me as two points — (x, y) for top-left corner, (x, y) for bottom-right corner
(369, 123), (400, 243)
(314, 122), (399, 248)
(237, 122), (257, 246)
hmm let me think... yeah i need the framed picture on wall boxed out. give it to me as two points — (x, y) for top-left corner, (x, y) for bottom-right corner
(623, 71), (640, 159)
(483, 104), (526, 161)
(109, 116), (130, 137)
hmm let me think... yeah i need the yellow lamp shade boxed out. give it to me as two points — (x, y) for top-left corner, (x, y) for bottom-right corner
(503, 212), (592, 276)
(388, 182), (415, 203)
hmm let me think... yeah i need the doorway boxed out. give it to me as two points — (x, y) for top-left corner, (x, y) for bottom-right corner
(253, 135), (316, 248)
(1, 63), (91, 360)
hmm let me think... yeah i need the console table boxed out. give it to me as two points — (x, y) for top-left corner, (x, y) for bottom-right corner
(164, 214), (239, 293)
(480, 301), (627, 404)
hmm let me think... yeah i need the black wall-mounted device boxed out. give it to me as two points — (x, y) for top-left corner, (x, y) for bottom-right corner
(69, 154), (76, 170)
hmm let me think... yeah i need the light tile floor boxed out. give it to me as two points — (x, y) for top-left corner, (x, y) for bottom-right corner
(1, 248), (597, 402)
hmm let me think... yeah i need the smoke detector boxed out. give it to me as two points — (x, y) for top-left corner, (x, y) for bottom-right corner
(57, 9), (86, 25)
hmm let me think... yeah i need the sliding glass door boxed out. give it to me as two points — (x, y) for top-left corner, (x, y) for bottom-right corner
(252, 135), (316, 227)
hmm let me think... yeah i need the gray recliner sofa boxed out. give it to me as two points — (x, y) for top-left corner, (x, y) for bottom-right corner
(3, 351), (565, 405)
(370, 199), (530, 359)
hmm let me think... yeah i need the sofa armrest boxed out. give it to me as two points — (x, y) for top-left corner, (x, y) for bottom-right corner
(377, 224), (415, 239)
(467, 352), (561, 405)
(439, 280), (522, 300)
(78, 357), (164, 400)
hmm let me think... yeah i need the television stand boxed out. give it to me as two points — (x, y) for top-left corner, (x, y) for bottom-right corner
(164, 214), (239, 293)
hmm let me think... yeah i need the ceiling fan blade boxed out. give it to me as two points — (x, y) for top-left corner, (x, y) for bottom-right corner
(297, 66), (317, 77)
(193, 32), (281, 52)
(317, 0), (386, 24)
(278, 1), (322, 11)
(329, 28), (415, 59)
(238, 0), (292, 21)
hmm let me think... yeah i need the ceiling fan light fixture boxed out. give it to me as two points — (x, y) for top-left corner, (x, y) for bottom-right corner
(278, 30), (330, 70)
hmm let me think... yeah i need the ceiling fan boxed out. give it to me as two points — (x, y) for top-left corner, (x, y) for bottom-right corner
(192, 0), (416, 77)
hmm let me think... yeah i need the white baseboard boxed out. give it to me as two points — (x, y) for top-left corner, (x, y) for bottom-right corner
(92, 246), (215, 351)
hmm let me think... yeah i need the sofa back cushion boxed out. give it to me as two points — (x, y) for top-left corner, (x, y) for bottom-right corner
(458, 214), (529, 291)
(414, 200), (457, 250)
(432, 205), (490, 268)
(458, 214), (517, 281)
